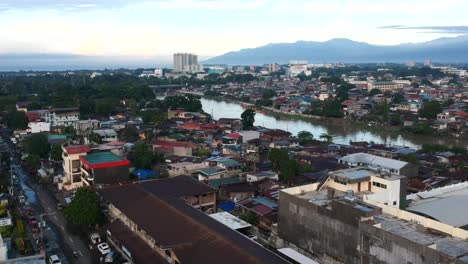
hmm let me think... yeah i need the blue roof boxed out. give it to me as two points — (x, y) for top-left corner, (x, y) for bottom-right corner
(199, 166), (225, 176)
(133, 169), (159, 180)
(251, 197), (278, 209)
(208, 177), (242, 189)
(218, 201), (236, 212)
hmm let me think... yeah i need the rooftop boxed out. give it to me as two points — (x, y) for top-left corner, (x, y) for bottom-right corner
(63, 145), (91, 155)
(340, 153), (408, 171)
(374, 214), (468, 260)
(80, 152), (129, 169)
(407, 182), (468, 228)
(210, 212), (251, 230)
(98, 178), (288, 264)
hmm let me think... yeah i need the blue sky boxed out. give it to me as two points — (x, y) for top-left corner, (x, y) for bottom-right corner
(0, 0), (467, 58)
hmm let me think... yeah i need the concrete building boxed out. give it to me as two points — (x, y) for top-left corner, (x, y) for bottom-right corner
(27, 122), (50, 134)
(80, 152), (130, 186)
(27, 108), (80, 127)
(92, 129), (118, 143)
(173, 53), (204, 73)
(60, 145), (91, 190)
(339, 153), (418, 177)
(288, 60), (309, 77)
(98, 176), (288, 263)
(278, 181), (468, 264)
(368, 81), (400, 92)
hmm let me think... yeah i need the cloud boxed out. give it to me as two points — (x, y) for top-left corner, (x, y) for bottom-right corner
(0, 0), (262, 12)
(379, 25), (468, 34)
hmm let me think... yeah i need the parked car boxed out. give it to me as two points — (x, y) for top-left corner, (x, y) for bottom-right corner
(90, 233), (101, 245)
(48, 254), (61, 264)
(97, 243), (111, 255)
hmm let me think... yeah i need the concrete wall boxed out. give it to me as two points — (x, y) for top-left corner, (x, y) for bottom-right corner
(360, 223), (465, 264)
(278, 191), (365, 264)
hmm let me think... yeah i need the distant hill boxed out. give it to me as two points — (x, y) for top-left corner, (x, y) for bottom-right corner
(203, 35), (468, 65)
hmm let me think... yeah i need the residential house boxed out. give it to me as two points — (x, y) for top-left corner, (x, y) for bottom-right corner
(152, 139), (196, 156)
(339, 152), (418, 177)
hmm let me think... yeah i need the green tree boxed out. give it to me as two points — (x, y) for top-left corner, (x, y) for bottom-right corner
(262, 89), (276, 99)
(297, 131), (314, 145)
(24, 133), (50, 158)
(389, 113), (402, 126)
(280, 159), (300, 183)
(368, 89), (382, 96)
(419, 100), (442, 119)
(50, 144), (63, 161)
(25, 154), (41, 170)
(5, 110), (28, 130)
(64, 188), (103, 227)
(320, 133), (333, 143)
(241, 109), (256, 129)
(196, 148), (212, 157)
(269, 149), (289, 170)
(239, 212), (259, 225)
(132, 142), (156, 169)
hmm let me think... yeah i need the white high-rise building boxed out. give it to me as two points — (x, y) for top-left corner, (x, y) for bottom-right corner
(173, 53), (204, 73)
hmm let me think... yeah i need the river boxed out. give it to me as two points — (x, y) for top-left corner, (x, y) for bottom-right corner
(201, 98), (467, 149)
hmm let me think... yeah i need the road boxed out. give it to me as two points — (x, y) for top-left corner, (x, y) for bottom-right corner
(3, 132), (93, 263)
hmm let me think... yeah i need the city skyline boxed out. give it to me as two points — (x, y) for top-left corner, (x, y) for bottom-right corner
(0, 0), (467, 58)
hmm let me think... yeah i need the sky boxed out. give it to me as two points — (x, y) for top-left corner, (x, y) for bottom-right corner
(0, 0), (467, 58)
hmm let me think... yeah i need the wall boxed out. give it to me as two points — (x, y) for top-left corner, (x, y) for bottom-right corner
(360, 223), (466, 264)
(278, 191), (364, 264)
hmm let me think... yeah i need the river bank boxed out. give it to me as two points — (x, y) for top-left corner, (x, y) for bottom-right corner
(200, 96), (468, 149)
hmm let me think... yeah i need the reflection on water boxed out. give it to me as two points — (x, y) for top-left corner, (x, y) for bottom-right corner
(202, 98), (466, 149)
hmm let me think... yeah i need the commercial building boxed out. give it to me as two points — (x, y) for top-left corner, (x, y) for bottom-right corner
(98, 176), (288, 263)
(27, 107), (80, 127)
(60, 144), (91, 190)
(288, 60), (309, 77)
(173, 53), (204, 73)
(367, 81), (400, 92)
(80, 152), (130, 186)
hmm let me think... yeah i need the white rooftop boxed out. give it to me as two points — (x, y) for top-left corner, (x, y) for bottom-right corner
(340, 153), (408, 170)
(407, 182), (468, 228)
(209, 212), (251, 230)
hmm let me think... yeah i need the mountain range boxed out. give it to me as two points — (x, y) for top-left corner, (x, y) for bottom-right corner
(204, 35), (468, 65)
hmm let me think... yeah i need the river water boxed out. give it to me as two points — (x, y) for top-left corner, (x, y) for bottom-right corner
(201, 98), (467, 149)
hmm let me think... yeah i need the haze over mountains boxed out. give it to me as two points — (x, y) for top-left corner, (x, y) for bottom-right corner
(2, 35), (468, 71)
(204, 35), (468, 65)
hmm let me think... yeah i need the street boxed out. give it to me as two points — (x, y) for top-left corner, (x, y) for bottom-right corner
(3, 132), (93, 264)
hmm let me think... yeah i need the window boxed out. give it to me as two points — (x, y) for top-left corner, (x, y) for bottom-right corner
(372, 182), (387, 189)
(334, 179), (347, 185)
(393, 201), (397, 206)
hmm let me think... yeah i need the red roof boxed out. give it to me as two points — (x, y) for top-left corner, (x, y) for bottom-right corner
(454, 111), (468, 117)
(342, 100), (353, 106)
(226, 133), (242, 139)
(64, 145), (91, 155)
(151, 140), (196, 149)
(104, 141), (125, 147)
(26, 112), (40, 122)
(181, 122), (201, 130)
